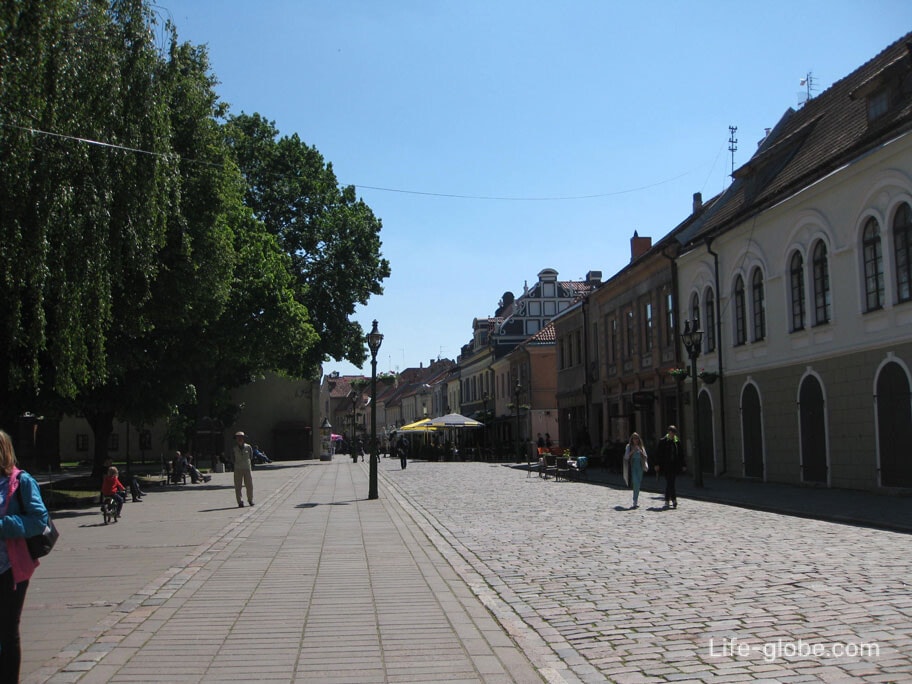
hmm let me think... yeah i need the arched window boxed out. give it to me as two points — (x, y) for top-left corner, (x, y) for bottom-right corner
(751, 268), (766, 341)
(895, 202), (912, 303)
(812, 241), (831, 325)
(690, 292), (700, 332)
(705, 289), (716, 352)
(734, 276), (746, 346)
(790, 251), (806, 331)
(862, 217), (884, 312)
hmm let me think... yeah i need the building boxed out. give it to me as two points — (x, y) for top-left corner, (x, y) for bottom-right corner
(674, 31), (912, 490)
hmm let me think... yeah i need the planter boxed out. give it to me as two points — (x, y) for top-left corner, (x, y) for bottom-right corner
(698, 372), (719, 384)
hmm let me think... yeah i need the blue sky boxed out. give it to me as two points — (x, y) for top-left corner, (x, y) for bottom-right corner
(159, 1), (910, 377)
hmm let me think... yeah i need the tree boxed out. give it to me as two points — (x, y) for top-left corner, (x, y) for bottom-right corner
(0, 0), (176, 435)
(224, 114), (391, 370)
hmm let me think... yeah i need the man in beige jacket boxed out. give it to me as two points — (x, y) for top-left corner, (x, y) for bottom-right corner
(232, 431), (254, 507)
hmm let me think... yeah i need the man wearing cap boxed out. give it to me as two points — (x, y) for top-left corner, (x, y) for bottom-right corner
(232, 431), (254, 507)
(654, 425), (685, 509)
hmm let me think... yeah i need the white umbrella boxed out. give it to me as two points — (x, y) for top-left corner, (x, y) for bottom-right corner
(428, 413), (482, 428)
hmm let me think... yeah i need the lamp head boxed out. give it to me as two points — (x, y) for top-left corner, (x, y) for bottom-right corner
(367, 319), (383, 355)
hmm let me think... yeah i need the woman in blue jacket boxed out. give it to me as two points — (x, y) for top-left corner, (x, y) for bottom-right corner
(0, 429), (49, 682)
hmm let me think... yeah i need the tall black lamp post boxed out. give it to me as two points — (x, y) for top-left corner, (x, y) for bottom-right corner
(367, 320), (383, 500)
(514, 382), (523, 464)
(681, 320), (704, 488)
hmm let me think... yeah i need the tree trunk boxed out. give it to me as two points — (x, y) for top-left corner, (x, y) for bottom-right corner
(87, 410), (115, 483)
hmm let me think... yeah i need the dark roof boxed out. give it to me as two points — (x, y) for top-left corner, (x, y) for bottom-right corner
(678, 32), (912, 247)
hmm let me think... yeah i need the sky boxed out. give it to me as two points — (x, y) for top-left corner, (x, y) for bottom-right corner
(158, 0), (911, 378)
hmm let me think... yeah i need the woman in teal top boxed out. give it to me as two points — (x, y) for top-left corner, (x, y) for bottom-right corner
(623, 432), (649, 508)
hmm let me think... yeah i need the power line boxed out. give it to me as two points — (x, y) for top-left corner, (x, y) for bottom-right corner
(2, 120), (690, 202)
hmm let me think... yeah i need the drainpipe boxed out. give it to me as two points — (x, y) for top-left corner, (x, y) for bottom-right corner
(662, 248), (685, 438)
(582, 295), (591, 444)
(705, 236), (729, 475)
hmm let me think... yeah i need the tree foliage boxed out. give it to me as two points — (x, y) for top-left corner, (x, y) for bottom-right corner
(0, 0), (384, 471)
(225, 114), (391, 371)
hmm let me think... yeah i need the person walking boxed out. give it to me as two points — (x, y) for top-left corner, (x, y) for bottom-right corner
(0, 429), (49, 682)
(397, 435), (409, 470)
(654, 425), (685, 509)
(622, 432), (648, 508)
(232, 431), (254, 507)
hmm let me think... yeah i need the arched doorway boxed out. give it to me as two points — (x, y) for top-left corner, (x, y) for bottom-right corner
(877, 361), (912, 487)
(741, 384), (764, 478)
(698, 390), (714, 474)
(799, 375), (827, 483)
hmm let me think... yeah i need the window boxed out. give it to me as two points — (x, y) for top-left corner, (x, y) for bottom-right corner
(812, 241), (831, 325)
(76, 434), (89, 452)
(665, 292), (674, 346)
(575, 330), (582, 366)
(751, 269), (766, 341)
(863, 217), (884, 311)
(734, 276), (747, 345)
(643, 302), (653, 352)
(609, 316), (618, 365)
(867, 88), (890, 121)
(705, 289), (716, 352)
(625, 310), (634, 358)
(895, 202), (912, 303)
(690, 293), (700, 331)
(790, 251), (806, 331)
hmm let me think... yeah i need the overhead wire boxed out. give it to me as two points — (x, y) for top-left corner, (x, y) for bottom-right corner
(2, 120), (695, 202)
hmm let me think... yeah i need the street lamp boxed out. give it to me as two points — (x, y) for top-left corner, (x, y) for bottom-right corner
(367, 320), (383, 500)
(681, 319), (704, 487)
(514, 381), (523, 464)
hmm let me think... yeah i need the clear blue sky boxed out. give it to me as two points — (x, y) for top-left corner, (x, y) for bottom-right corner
(159, 0), (910, 377)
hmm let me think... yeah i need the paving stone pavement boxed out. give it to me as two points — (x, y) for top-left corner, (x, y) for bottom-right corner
(381, 462), (912, 684)
(19, 458), (912, 683)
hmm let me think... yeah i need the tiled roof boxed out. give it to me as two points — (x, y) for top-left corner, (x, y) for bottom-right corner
(526, 322), (556, 344)
(679, 31), (912, 246)
(325, 375), (369, 398)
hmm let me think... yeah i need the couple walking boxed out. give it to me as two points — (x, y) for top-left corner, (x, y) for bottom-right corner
(623, 425), (686, 509)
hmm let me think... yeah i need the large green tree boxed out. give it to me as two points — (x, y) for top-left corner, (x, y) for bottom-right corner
(1, 1), (378, 472)
(0, 0), (175, 434)
(224, 114), (391, 370)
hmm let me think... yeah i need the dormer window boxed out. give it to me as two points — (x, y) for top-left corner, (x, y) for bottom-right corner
(867, 87), (891, 121)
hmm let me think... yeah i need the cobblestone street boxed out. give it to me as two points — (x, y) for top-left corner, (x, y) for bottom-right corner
(381, 461), (912, 683)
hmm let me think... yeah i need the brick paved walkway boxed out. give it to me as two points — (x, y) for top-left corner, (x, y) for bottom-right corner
(20, 458), (912, 683)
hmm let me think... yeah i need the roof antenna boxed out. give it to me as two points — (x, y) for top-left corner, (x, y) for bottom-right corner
(728, 125), (738, 180)
(798, 72), (816, 106)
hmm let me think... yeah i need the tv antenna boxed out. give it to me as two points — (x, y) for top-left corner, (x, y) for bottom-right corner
(728, 125), (738, 179)
(798, 72), (816, 106)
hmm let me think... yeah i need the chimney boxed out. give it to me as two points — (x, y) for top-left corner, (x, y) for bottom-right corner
(630, 230), (652, 261)
(693, 192), (703, 214)
(586, 270), (602, 287)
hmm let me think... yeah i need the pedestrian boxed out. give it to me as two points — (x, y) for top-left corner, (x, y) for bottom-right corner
(544, 433), (552, 448)
(397, 435), (409, 470)
(654, 425), (685, 509)
(622, 432), (648, 508)
(232, 431), (254, 507)
(537, 433), (545, 450)
(0, 429), (49, 682)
